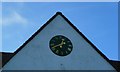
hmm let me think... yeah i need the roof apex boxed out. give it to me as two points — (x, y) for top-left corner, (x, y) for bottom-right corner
(56, 12), (62, 15)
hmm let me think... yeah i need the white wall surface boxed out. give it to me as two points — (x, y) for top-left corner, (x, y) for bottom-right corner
(3, 15), (115, 70)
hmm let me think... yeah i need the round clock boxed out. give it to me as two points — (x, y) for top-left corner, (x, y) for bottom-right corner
(49, 35), (73, 56)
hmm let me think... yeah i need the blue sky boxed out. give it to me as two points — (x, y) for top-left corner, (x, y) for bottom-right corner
(2, 2), (118, 60)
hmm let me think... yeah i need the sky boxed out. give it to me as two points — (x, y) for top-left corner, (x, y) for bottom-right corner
(1, 0), (120, 2)
(1, 2), (118, 61)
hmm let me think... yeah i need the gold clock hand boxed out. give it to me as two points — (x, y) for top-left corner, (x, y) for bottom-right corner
(52, 44), (61, 48)
(61, 40), (64, 45)
(52, 40), (65, 48)
(59, 40), (66, 48)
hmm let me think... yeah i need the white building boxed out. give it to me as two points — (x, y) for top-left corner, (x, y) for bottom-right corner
(1, 12), (118, 71)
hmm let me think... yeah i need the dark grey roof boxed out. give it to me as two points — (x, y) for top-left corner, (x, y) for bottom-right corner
(0, 52), (14, 68)
(110, 60), (120, 71)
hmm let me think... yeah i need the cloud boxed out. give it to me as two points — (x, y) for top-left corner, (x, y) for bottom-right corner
(1, 11), (28, 26)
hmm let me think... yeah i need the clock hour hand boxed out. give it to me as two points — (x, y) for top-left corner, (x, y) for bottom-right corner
(61, 40), (66, 45)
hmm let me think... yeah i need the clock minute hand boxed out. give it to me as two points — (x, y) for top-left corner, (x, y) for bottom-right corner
(52, 43), (62, 48)
(52, 41), (64, 48)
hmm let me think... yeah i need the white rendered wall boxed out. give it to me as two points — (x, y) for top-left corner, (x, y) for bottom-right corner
(3, 15), (115, 70)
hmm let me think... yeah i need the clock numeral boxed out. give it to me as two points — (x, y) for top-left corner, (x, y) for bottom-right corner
(67, 41), (70, 43)
(68, 48), (71, 51)
(59, 36), (62, 39)
(66, 51), (68, 54)
(61, 51), (63, 55)
(56, 50), (59, 54)
(68, 45), (72, 47)
(62, 39), (65, 41)
(51, 43), (54, 46)
(52, 40), (55, 42)
(52, 47), (55, 51)
(63, 42), (66, 44)
(55, 37), (58, 39)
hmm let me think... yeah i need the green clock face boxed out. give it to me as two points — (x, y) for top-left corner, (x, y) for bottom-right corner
(49, 35), (73, 56)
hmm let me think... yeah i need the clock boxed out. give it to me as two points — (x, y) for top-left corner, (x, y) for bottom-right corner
(49, 35), (73, 56)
